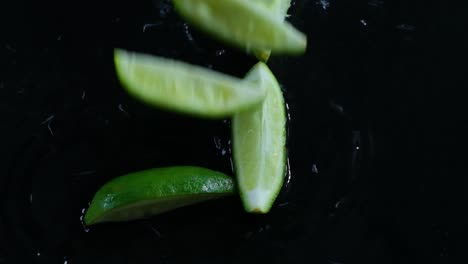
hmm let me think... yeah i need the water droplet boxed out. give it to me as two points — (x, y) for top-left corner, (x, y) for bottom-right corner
(183, 23), (195, 43)
(72, 170), (96, 176)
(368, 0), (383, 7)
(36, 252), (41, 257)
(396, 24), (416, 31)
(312, 164), (319, 174)
(118, 103), (130, 117)
(229, 158), (234, 174)
(213, 137), (222, 149)
(360, 19), (367, 26)
(317, 0), (330, 10)
(285, 102), (292, 122)
(284, 158), (292, 187)
(215, 49), (226, 56)
(80, 208), (90, 232)
(316, 0), (330, 10)
(41, 115), (55, 124)
(329, 101), (344, 114)
(335, 198), (345, 208)
(41, 115), (55, 136)
(142, 22), (163, 32)
(5, 44), (16, 53)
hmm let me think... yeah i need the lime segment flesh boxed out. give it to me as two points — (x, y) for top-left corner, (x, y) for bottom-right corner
(114, 49), (266, 118)
(172, 0), (306, 55)
(253, 0), (292, 61)
(84, 166), (234, 225)
(232, 62), (287, 213)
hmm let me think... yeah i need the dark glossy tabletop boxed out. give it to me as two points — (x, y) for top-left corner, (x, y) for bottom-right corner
(0, 0), (448, 263)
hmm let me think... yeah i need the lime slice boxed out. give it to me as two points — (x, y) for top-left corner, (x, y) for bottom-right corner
(232, 62), (287, 213)
(114, 49), (266, 118)
(172, 0), (306, 55)
(253, 0), (292, 61)
(84, 166), (234, 225)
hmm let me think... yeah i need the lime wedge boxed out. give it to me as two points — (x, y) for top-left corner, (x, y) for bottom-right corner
(84, 166), (234, 225)
(114, 49), (266, 118)
(232, 62), (287, 213)
(172, 0), (306, 55)
(253, 0), (292, 61)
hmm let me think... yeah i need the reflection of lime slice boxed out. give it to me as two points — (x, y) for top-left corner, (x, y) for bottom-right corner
(114, 49), (266, 118)
(253, 0), (292, 61)
(232, 62), (287, 213)
(173, 0), (306, 55)
(84, 166), (234, 225)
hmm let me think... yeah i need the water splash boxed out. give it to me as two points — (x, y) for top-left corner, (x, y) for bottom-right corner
(318, 0), (330, 10)
(118, 103), (130, 117)
(142, 22), (163, 32)
(40, 114), (55, 136)
(80, 208), (90, 233)
(284, 158), (292, 188)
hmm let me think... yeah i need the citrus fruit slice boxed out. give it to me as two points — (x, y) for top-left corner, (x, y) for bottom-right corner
(232, 62), (287, 213)
(172, 0), (306, 55)
(114, 49), (266, 118)
(84, 166), (234, 225)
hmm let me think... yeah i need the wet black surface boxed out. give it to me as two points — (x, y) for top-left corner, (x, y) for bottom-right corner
(0, 0), (449, 263)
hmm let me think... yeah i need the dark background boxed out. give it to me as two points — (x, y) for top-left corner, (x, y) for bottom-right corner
(0, 0), (449, 263)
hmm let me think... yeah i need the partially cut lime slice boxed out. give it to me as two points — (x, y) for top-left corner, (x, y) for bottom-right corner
(173, 0), (306, 55)
(253, 0), (292, 61)
(114, 49), (266, 118)
(84, 166), (234, 225)
(232, 62), (287, 213)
